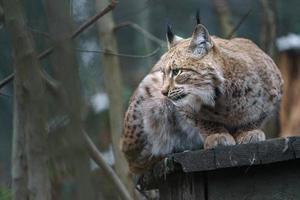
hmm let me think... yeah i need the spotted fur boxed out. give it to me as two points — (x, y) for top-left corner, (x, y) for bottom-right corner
(121, 24), (283, 173)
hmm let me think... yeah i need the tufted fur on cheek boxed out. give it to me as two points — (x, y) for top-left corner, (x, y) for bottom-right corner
(141, 98), (203, 156)
(172, 93), (202, 118)
(173, 65), (225, 108)
(185, 85), (216, 107)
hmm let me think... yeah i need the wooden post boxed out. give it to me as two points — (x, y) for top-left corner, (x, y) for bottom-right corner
(139, 137), (300, 200)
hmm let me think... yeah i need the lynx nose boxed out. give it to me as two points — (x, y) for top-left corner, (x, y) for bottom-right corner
(161, 85), (169, 96)
(161, 89), (168, 96)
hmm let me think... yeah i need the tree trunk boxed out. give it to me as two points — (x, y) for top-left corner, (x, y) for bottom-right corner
(278, 52), (300, 136)
(260, 0), (276, 57)
(213, 0), (233, 38)
(137, 0), (156, 70)
(44, 0), (93, 199)
(259, 0), (279, 138)
(3, 0), (51, 199)
(95, 0), (137, 198)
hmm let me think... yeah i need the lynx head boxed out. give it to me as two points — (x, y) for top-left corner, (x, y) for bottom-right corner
(160, 24), (224, 110)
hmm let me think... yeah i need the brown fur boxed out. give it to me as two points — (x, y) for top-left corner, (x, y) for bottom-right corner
(121, 24), (283, 173)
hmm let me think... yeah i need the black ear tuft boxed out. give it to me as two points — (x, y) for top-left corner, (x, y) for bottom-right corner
(167, 24), (174, 43)
(196, 10), (201, 25)
(166, 23), (183, 49)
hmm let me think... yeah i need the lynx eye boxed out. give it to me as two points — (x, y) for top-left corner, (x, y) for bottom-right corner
(172, 69), (182, 77)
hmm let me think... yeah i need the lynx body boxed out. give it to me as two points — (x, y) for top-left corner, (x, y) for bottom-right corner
(121, 24), (283, 173)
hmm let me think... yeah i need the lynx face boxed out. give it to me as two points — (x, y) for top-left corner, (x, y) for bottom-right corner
(160, 25), (224, 110)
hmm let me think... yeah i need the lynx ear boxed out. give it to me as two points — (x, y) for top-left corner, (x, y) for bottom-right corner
(189, 24), (213, 55)
(166, 24), (183, 49)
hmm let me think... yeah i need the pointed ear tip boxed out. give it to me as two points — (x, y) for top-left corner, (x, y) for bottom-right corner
(194, 24), (209, 33)
(196, 24), (206, 29)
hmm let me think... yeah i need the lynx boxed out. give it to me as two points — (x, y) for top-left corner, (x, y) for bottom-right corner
(121, 23), (283, 173)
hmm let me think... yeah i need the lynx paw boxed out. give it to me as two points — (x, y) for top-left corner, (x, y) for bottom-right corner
(235, 129), (266, 144)
(204, 133), (236, 149)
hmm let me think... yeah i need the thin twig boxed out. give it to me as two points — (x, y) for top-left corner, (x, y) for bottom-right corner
(40, 69), (61, 94)
(0, 0), (117, 90)
(0, 92), (11, 98)
(83, 130), (133, 200)
(28, 27), (51, 39)
(72, 0), (117, 39)
(77, 46), (160, 58)
(227, 9), (252, 39)
(114, 21), (166, 47)
(0, 73), (14, 89)
(120, 0), (153, 20)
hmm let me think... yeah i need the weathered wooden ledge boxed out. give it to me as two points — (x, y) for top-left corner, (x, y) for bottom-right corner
(138, 137), (300, 200)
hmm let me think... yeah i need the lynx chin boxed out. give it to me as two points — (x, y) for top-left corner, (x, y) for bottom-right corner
(120, 23), (283, 173)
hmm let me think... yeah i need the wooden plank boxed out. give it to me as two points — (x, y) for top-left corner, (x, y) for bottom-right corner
(215, 143), (259, 169)
(173, 137), (300, 172)
(137, 157), (181, 190)
(137, 171), (158, 191)
(207, 160), (300, 200)
(138, 137), (300, 192)
(258, 138), (295, 164)
(158, 172), (205, 200)
(290, 136), (300, 158)
(173, 150), (215, 172)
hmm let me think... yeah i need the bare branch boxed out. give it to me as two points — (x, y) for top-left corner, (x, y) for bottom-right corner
(72, 0), (117, 39)
(114, 21), (166, 47)
(0, 92), (11, 98)
(27, 27), (51, 39)
(83, 130), (133, 200)
(77, 46), (160, 59)
(40, 69), (61, 94)
(227, 9), (252, 39)
(0, 0), (117, 90)
(0, 73), (14, 89)
(119, 0), (153, 20)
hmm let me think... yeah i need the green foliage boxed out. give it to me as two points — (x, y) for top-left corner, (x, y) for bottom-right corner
(0, 186), (12, 200)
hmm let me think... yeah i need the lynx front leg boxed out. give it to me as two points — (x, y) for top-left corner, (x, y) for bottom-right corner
(234, 129), (266, 144)
(201, 121), (236, 149)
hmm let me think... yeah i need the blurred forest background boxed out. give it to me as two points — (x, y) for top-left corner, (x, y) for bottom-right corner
(0, 0), (300, 199)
